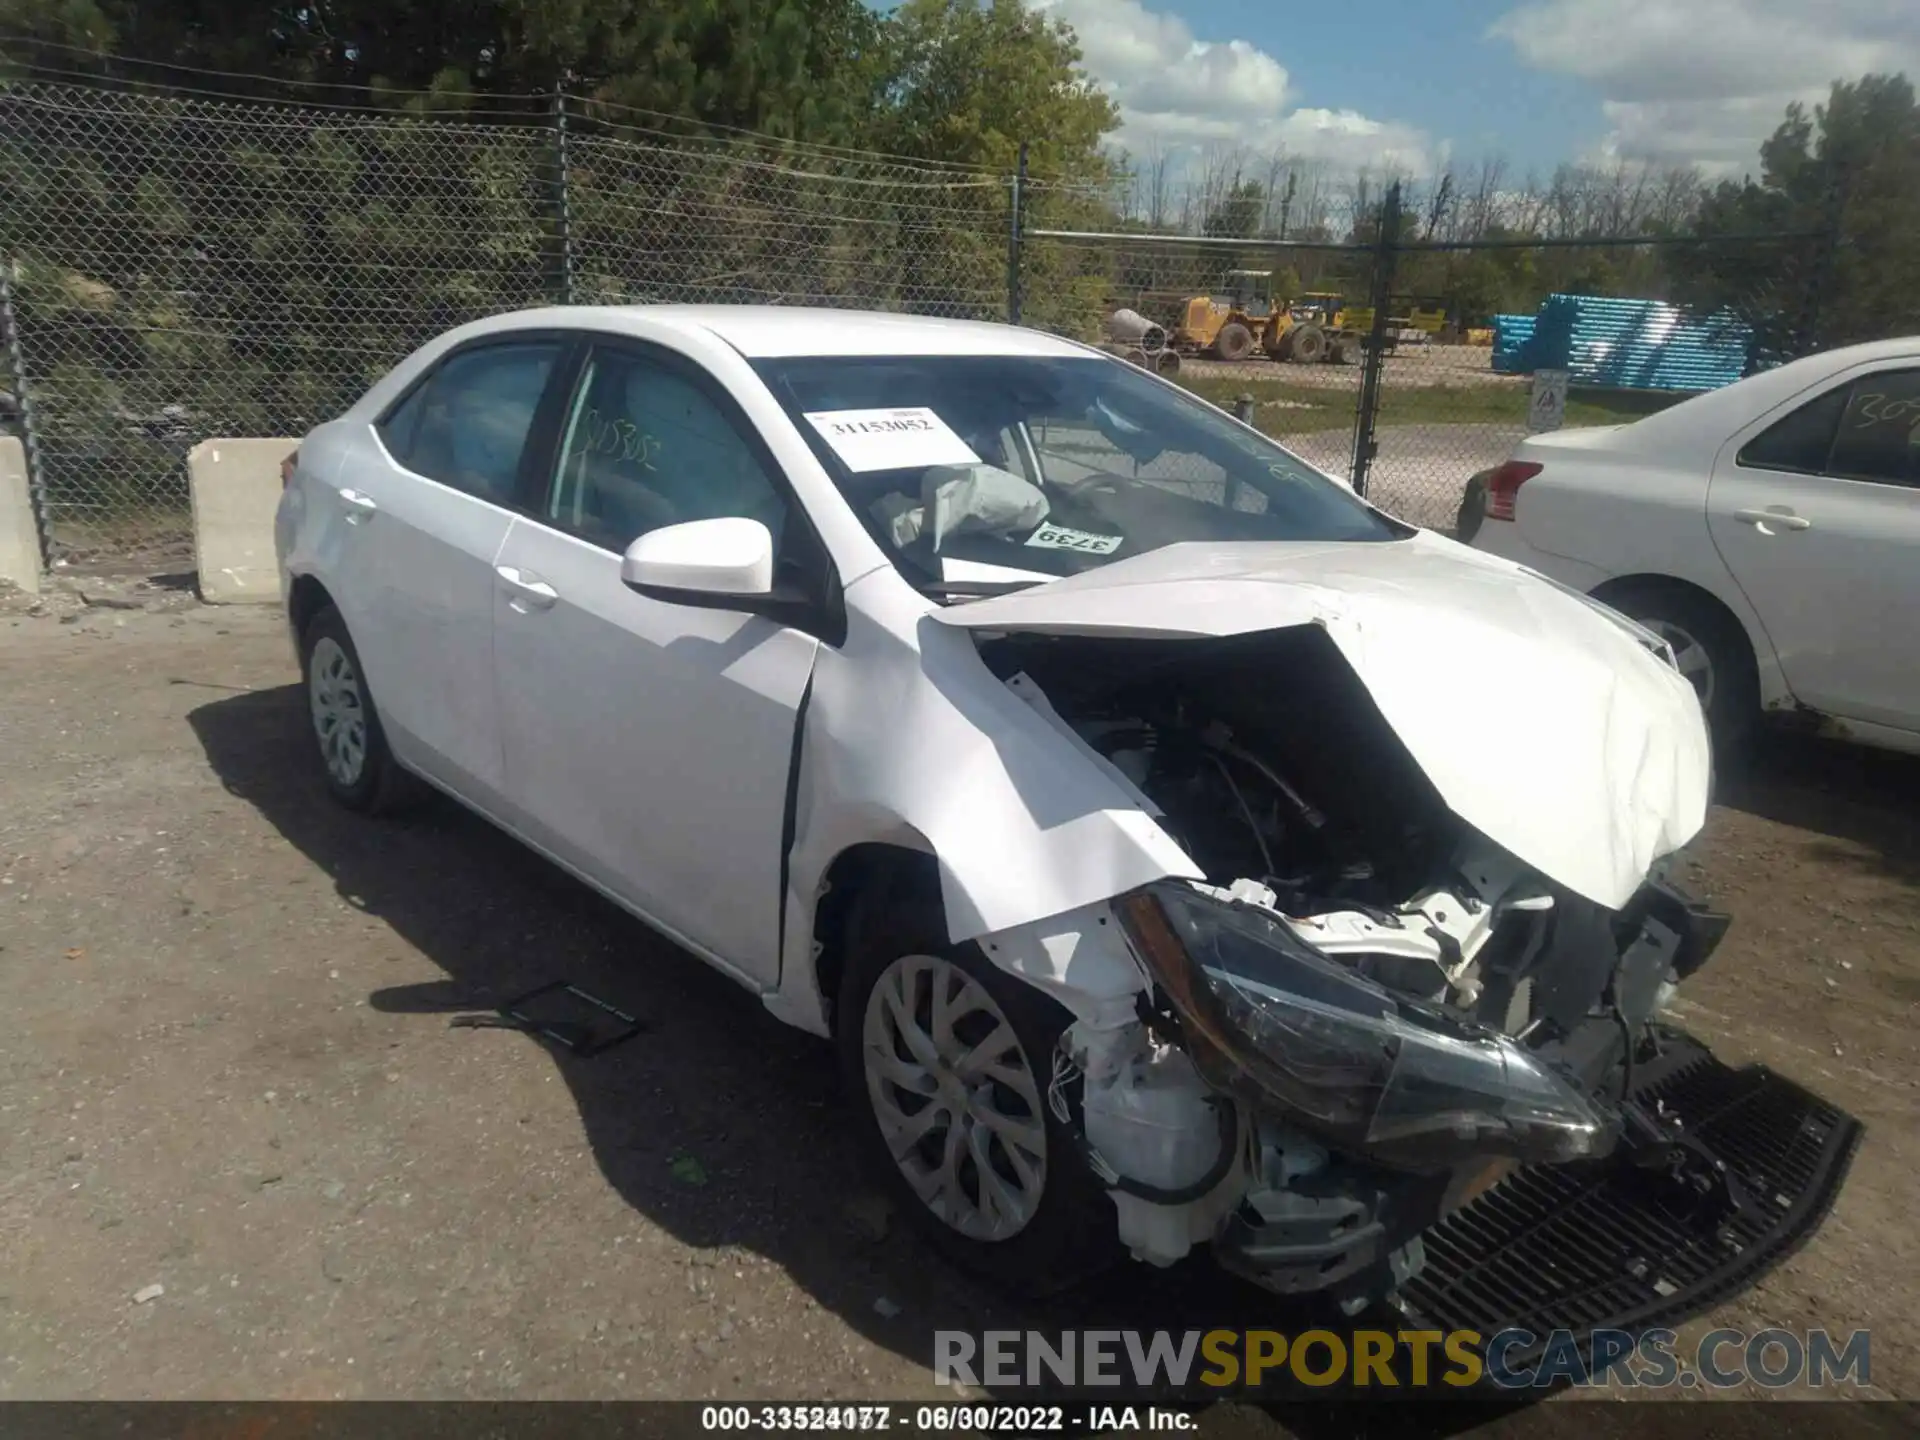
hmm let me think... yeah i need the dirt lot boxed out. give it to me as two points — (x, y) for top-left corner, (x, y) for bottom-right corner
(1, 595), (1915, 1424)
(1181, 344), (1522, 392)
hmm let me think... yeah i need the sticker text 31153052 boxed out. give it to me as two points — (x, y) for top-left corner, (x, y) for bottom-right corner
(803, 408), (982, 473)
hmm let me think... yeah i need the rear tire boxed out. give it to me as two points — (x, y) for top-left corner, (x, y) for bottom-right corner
(1213, 322), (1255, 363)
(835, 878), (1121, 1297)
(1601, 581), (1759, 760)
(298, 606), (418, 814)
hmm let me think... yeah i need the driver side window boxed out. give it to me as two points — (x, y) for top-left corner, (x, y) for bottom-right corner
(547, 347), (790, 553)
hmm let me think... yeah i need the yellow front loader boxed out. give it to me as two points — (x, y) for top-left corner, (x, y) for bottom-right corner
(1171, 270), (1278, 362)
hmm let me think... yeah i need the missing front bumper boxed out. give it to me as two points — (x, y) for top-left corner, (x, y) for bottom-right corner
(1391, 1031), (1861, 1359)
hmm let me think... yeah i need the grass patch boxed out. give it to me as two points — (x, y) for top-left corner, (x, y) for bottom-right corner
(1177, 374), (1684, 440)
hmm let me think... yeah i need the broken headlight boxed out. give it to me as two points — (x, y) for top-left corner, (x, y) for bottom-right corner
(1117, 883), (1620, 1171)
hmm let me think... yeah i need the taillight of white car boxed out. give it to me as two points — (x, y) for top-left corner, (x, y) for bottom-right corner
(1483, 460), (1542, 521)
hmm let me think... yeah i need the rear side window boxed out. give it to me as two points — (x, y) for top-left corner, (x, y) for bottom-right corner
(376, 385), (427, 462)
(379, 341), (561, 504)
(1826, 369), (1920, 488)
(1736, 384), (1848, 474)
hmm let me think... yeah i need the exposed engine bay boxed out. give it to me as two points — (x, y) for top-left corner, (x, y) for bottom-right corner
(988, 626), (1709, 1036)
(980, 627), (1758, 1311)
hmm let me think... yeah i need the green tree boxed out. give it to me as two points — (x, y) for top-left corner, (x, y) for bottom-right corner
(1203, 181), (1265, 239)
(1671, 74), (1920, 356)
(0, 0), (1127, 163)
(873, 0), (1117, 177)
(0, 0), (885, 143)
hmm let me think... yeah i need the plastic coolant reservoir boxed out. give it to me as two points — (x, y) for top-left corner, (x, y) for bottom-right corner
(1082, 1040), (1237, 1266)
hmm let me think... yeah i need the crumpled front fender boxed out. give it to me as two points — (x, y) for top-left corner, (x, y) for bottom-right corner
(766, 577), (1190, 1034)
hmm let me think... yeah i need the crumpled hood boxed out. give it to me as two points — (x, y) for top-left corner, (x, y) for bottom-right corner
(933, 532), (1711, 910)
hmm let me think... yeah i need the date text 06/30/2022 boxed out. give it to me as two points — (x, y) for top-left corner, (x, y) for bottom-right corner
(701, 1406), (1195, 1433)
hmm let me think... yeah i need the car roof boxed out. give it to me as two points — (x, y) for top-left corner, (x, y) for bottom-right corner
(466, 304), (1095, 360)
(1522, 333), (1920, 458)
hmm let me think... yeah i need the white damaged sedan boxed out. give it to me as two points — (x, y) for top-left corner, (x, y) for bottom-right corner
(277, 307), (1858, 1339)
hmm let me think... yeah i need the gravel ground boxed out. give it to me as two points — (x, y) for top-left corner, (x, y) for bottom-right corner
(0, 596), (1914, 1424)
(1181, 344), (1523, 392)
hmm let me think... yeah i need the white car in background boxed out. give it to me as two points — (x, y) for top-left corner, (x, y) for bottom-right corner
(1464, 337), (1920, 755)
(274, 306), (1857, 1353)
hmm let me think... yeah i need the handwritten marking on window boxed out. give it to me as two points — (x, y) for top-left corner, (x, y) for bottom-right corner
(580, 407), (661, 469)
(1851, 392), (1920, 429)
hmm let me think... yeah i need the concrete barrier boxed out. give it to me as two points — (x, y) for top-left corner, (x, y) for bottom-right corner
(0, 435), (41, 595)
(189, 437), (297, 603)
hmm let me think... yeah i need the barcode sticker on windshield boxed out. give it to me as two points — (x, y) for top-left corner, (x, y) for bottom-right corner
(803, 408), (980, 473)
(1024, 522), (1124, 555)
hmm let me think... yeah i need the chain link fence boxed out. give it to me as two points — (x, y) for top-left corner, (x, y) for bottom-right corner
(0, 77), (1013, 569)
(0, 72), (1836, 573)
(1014, 217), (1829, 533)
(1351, 222), (1833, 533)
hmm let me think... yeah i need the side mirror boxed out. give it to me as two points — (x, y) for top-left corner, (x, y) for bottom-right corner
(621, 517), (774, 599)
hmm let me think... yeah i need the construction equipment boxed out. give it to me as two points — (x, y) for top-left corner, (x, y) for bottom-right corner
(1343, 296), (1451, 345)
(1171, 270), (1277, 362)
(1265, 292), (1366, 367)
(1293, 292), (1350, 326)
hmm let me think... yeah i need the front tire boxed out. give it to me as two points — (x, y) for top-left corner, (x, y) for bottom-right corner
(835, 883), (1121, 1296)
(1288, 324), (1327, 364)
(1213, 322), (1255, 363)
(299, 605), (416, 814)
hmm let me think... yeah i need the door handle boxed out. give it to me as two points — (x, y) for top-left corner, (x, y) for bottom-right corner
(496, 564), (558, 611)
(1734, 506), (1811, 534)
(337, 488), (379, 524)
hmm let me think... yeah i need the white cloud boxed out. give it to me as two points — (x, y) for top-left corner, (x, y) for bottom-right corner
(1031, 0), (1438, 173)
(1492, 0), (1920, 171)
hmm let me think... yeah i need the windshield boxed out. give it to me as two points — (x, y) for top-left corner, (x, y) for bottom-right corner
(751, 354), (1405, 590)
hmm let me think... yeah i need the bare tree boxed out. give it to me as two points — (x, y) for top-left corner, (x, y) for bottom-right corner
(1650, 163), (1704, 230)
(1192, 143), (1249, 228)
(1140, 142), (1175, 230)
(1258, 147), (1292, 235)
(1341, 164), (1374, 240)
(1424, 170), (1456, 240)
(1292, 159), (1332, 239)
(1461, 153), (1508, 238)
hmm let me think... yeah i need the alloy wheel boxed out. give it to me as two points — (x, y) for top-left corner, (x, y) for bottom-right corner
(309, 635), (369, 788)
(861, 953), (1048, 1242)
(1644, 619), (1716, 712)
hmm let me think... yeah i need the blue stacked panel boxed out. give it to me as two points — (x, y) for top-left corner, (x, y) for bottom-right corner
(1499, 295), (1752, 392)
(1491, 313), (1536, 373)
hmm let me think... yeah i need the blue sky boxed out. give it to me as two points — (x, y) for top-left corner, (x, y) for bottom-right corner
(1121, 0), (1600, 175)
(881, 2), (1920, 179)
